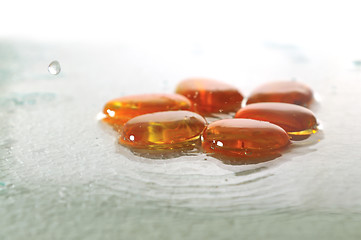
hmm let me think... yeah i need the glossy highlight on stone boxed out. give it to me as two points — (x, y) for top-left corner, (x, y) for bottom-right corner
(103, 94), (191, 125)
(119, 111), (207, 149)
(235, 102), (318, 140)
(175, 78), (244, 114)
(202, 119), (290, 158)
(246, 81), (314, 107)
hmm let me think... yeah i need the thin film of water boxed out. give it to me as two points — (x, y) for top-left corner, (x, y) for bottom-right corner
(100, 108), (323, 216)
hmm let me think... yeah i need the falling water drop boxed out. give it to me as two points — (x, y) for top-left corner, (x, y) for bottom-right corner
(48, 60), (61, 75)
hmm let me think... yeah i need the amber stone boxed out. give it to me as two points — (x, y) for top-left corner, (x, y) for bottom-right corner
(202, 119), (290, 158)
(246, 81), (313, 107)
(103, 94), (191, 125)
(235, 102), (318, 140)
(175, 78), (244, 114)
(119, 110), (207, 149)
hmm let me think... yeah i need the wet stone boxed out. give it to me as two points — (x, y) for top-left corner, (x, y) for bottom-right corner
(246, 81), (314, 107)
(202, 119), (290, 160)
(175, 78), (243, 115)
(119, 110), (207, 150)
(235, 102), (318, 140)
(103, 93), (192, 125)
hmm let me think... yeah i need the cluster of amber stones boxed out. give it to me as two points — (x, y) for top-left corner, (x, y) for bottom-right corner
(102, 78), (318, 163)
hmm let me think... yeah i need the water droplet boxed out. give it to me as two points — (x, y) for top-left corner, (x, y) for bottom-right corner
(48, 60), (61, 75)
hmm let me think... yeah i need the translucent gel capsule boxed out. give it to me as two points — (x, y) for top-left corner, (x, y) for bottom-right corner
(103, 94), (192, 125)
(175, 78), (244, 114)
(246, 81), (314, 107)
(119, 110), (207, 149)
(235, 102), (318, 140)
(202, 119), (290, 159)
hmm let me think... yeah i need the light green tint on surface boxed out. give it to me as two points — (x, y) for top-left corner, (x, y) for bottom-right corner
(1, 41), (361, 240)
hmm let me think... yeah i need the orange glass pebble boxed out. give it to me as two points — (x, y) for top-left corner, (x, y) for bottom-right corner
(235, 102), (318, 140)
(119, 110), (207, 149)
(202, 119), (290, 158)
(175, 78), (244, 114)
(103, 93), (191, 125)
(246, 81), (314, 107)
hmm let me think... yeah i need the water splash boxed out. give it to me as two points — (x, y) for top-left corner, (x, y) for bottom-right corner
(48, 60), (61, 75)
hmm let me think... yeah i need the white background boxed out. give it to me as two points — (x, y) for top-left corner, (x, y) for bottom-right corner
(1, 0), (361, 58)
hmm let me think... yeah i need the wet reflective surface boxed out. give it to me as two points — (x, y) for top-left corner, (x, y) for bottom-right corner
(202, 119), (290, 159)
(1, 41), (361, 239)
(235, 102), (318, 140)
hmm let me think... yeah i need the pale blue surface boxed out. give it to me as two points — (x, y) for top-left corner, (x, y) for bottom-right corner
(1, 40), (361, 240)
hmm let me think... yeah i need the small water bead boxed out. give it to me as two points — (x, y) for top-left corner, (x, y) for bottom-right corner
(175, 78), (244, 115)
(103, 94), (192, 125)
(202, 119), (290, 159)
(246, 81), (313, 107)
(48, 60), (61, 75)
(235, 102), (318, 140)
(119, 110), (207, 150)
